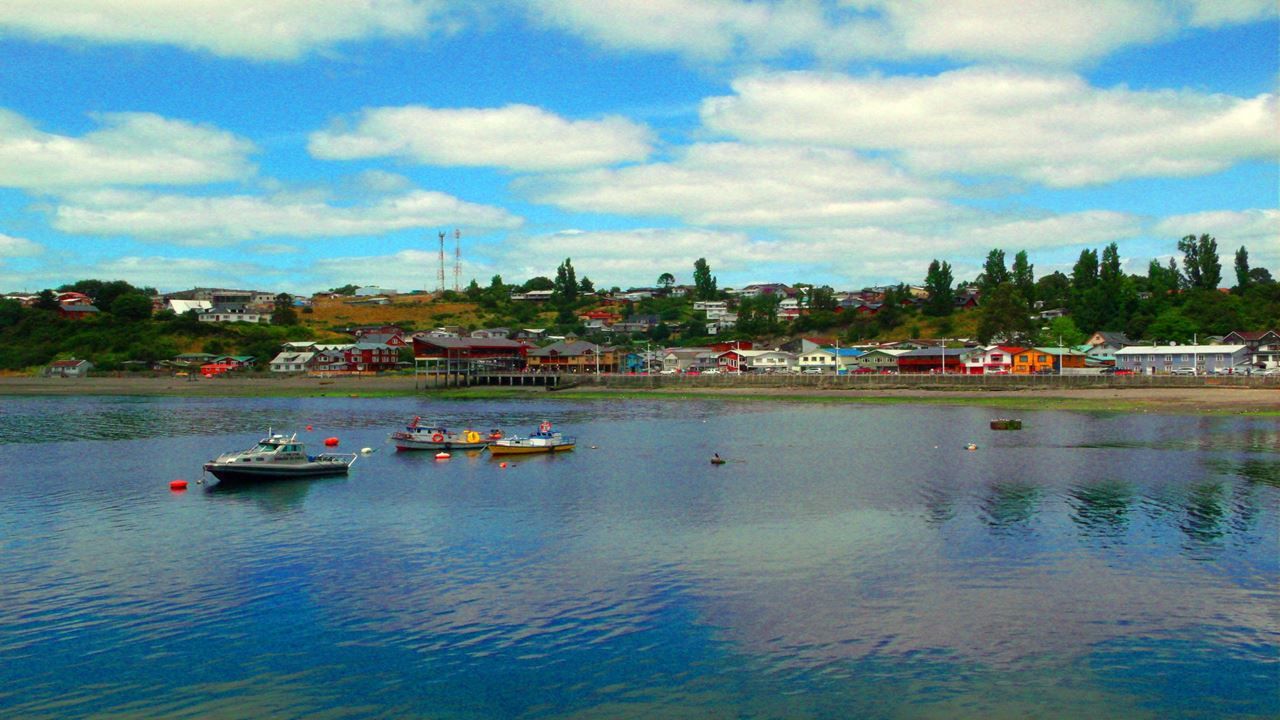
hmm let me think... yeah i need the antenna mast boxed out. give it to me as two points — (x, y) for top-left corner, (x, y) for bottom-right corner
(453, 228), (461, 292)
(437, 231), (446, 294)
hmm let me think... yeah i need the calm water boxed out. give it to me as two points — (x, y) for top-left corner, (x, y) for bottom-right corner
(0, 396), (1276, 719)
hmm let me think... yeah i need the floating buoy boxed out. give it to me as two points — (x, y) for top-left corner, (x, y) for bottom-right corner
(361, 447), (374, 455)
(965, 443), (978, 451)
(499, 462), (508, 469)
(324, 437), (339, 447)
(305, 425), (313, 431)
(435, 452), (450, 460)
(169, 480), (188, 491)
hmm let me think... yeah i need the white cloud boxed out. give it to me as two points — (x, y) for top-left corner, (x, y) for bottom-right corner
(527, 0), (826, 62)
(1186, 0), (1278, 27)
(50, 188), (522, 244)
(310, 104), (654, 171)
(495, 227), (766, 285)
(0, 110), (255, 191)
(0, 0), (449, 60)
(701, 68), (1279, 187)
(0, 232), (43, 257)
(527, 0), (1274, 66)
(524, 142), (956, 226)
(310, 248), (484, 294)
(1154, 208), (1280, 268)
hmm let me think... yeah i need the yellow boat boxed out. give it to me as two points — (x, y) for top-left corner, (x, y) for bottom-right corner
(488, 421), (576, 456)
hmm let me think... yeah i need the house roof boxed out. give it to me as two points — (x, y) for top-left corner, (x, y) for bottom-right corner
(900, 347), (974, 358)
(1115, 344), (1247, 355)
(529, 340), (606, 357)
(49, 359), (90, 368)
(1090, 331), (1133, 346)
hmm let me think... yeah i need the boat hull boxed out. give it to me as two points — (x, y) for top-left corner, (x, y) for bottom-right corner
(392, 437), (491, 452)
(487, 442), (575, 456)
(202, 460), (352, 482)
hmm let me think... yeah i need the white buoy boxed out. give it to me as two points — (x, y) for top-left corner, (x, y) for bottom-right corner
(361, 447), (374, 455)
(435, 452), (450, 460)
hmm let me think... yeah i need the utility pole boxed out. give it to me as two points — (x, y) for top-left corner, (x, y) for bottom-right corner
(436, 231), (446, 294)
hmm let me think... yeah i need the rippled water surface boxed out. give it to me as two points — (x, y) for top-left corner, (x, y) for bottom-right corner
(1, 396), (1277, 718)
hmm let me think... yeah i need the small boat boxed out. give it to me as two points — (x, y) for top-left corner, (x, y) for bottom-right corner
(203, 431), (357, 483)
(990, 418), (1023, 430)
(390, 416), (501, 451)
(488, 421), (575, 456)
(710, 454), (726, 465)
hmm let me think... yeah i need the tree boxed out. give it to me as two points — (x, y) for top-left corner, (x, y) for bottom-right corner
(271, 293), (298, 326)
(553, 258), (578, 303)
(1096, 242), (1134, 330)
(578, 276), (595, 295)
(975, 283), (1032, 344)
(327, 284), (359, 296)
(923, 259), (954, 317)
(1034, 271), (1070, 310)
(523, 276), (554, 291)
(1011, 250), (1035, 305)
(1042, 316), (1086, 346)
(979, 249), (1010, 295)
(808, 285), (838, 312)
(1178, 234), (1220, 290)
(1069, 248), (1102, 331)
(1234, 246), (1251, 292)
(34, 289), (59, 311)
(110, 293), (154, 322)
(657, 272), (675, 291)
(693, 258), (718, 300)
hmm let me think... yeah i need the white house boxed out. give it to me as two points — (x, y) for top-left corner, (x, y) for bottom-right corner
(797, 348), (836, 372)
(198, 306), (265, 324)
(722, 349), (797, 373)
(269, 351), (316, 373)
(1114, 344), (1248, 374)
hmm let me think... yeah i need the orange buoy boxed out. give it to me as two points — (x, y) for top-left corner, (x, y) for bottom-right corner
(435, 452), (450, 460)
(324, 437), (339, 447)
(169, 480), (188, 491)
(499, 462), (508, 468)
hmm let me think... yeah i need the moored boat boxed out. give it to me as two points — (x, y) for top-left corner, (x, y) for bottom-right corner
(203, 431), (357, 483)
(390, 416), (502, 451)
(488, 421), (575, 456)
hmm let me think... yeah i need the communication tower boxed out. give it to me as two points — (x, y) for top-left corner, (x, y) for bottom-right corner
(453, 228), (461, 292)
(436, 231), (446, 294)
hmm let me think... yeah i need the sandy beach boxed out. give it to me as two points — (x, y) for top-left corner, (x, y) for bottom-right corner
(3, 374), (1277, 414)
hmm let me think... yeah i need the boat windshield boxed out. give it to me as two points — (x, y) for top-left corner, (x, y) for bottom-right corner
(254, 442), (281, 452)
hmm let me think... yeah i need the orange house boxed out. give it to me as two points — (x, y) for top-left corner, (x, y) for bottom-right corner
(1011, 348), (1054, 374)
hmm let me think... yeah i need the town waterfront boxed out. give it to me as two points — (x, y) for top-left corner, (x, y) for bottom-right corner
(1, 396), (1276, 718)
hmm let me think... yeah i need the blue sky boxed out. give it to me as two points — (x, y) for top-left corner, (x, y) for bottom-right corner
(0, 1), (1275, 295)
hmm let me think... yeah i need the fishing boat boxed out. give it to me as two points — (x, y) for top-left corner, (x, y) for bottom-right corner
(390, 416), (502, 451)
(203, 431), (357, 483)
(488, 421), (575, 456)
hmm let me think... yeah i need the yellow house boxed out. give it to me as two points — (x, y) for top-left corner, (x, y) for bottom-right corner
(1011, 348), (1054, 374)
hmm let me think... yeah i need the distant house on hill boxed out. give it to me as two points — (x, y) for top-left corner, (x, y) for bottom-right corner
(43, 359), (93, 377)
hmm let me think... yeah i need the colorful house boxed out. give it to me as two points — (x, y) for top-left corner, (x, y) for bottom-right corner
(1010, 348), (1055, 374)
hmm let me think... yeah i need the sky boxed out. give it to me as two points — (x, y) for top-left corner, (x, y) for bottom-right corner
(0, 0), (1276, 295)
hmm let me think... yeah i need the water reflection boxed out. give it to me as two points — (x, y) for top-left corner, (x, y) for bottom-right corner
(204, 477), (327, 513)
(0, 397), (1276, 719)
(980, 480), (1042, 534)
(1068, 480), (1134, 541)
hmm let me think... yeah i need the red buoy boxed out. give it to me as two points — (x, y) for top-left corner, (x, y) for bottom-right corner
(324, 437), (339, 447)
(306, 425), (313, 431)
(169, 480), (188, 491)
(435, 452), (450, 460)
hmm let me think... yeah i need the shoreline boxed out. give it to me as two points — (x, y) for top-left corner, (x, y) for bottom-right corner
(2, 375), (1277, 415)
